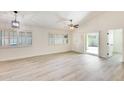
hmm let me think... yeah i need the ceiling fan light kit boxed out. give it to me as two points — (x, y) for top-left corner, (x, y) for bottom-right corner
(69, 26), (74, 30)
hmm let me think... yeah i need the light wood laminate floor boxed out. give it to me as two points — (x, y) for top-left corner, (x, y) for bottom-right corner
(0, 52), (123, 81)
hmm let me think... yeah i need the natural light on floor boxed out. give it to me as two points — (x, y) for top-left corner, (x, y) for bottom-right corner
(86, 47), (98, 55)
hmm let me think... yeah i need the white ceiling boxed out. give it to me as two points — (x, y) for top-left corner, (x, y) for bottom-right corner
(0, 11), (90, 29)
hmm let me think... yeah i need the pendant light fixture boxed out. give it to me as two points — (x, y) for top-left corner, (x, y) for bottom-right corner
(11, 11), (20, 28)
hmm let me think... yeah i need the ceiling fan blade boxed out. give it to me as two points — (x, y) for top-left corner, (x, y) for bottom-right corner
(74, 24), (79, 27)
(73, 24), (79, 27)
(74, 26), (79, 28)
(73, 24), (79, 28)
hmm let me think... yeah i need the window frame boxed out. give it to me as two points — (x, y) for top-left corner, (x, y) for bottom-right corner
(0, 30), (32, 49)
(48, 33), (68, 46)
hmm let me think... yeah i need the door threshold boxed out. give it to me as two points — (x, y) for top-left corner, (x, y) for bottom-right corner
(85, 53), (99, 56)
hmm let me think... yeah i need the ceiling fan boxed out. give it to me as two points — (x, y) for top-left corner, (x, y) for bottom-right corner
(68, 19), (79, 30)
(55, 14), (79, 31)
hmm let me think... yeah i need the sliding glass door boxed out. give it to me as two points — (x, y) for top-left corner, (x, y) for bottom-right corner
(86, 32), (99, 55)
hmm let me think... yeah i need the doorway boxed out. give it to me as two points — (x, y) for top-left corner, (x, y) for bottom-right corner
(86, 32), (99, 55)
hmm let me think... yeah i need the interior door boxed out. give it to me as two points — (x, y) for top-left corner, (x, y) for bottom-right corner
(107, 30), (114, 57)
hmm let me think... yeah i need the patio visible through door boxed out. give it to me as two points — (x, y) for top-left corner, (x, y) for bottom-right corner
(86, 32), (99, 55)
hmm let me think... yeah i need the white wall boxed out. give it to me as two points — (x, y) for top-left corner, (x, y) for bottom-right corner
(0, 23), (71, 61)
(72, 12), (124, 60)
(113, 29), (123, 54)
(71, 29), (84, 53)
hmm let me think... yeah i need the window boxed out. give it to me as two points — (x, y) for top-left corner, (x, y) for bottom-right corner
(26, 32), (32, 45)
(18, 32), (33, 47)
(48, 33), (68, 45)
(5, 31), (9, 46)
(9, 31), (17, 47)
(55, 34), (64, 45)
(19, 32), (26, 47)
(0, 31), (9, 47)
(2, 31), (5, 46)
(48, 34), (55, 45)
(0, 30), (32, 48)
(18, 32), (22, 46)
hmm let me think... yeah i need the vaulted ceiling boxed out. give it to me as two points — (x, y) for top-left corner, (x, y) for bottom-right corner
(0, 11), (102, 30)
